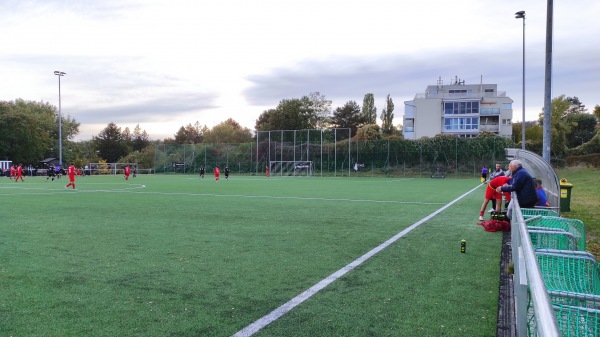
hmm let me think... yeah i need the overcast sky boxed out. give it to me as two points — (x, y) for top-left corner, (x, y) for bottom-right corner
(2, 0), (599, 140)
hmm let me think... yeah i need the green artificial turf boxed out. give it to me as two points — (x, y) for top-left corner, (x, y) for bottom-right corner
(0, 174), (498, 336)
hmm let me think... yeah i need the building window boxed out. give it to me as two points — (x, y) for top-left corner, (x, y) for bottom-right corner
(448, 89), (472, 98)
(404, 118), (414, 132)
(444, 101), (479, 115)
(502, 119), (512, 125)
(444, 117), (479, 131)
(502, 103), (512, 109)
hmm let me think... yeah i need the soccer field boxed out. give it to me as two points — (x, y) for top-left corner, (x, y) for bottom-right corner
(0, 174), (501, 336)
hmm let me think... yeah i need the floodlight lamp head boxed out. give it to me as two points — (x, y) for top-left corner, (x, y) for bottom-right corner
(54, 71), (66, 76)
(515, 11), (525, 19)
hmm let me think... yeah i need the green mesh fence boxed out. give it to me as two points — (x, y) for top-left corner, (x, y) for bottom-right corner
(529, 301), (600, 337)
(528, 250), (600, 336)
(535, 250), (600, 294)
(151, 136), (514, 177)
(529, 229), (579, 251)
(522, 208), (560, 218)
(527, 216), (586, 251)
(549, 291), (600, 311)
(553, 304), (600, 337)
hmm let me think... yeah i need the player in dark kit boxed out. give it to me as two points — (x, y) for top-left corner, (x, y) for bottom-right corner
(224, 166), (230, 180)
(47, 165), (56, 181)
(199, 165), (205, 178)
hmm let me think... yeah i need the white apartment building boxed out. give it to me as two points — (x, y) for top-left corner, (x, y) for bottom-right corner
(403, 79), (513, 139)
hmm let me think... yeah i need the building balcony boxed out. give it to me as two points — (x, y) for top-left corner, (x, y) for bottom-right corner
(479, 124), (500, 132)
(480, 109), (501, 115)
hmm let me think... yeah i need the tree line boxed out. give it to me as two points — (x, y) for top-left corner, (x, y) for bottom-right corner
(1, 92), (598, 169)
(511, 95), (600, 164)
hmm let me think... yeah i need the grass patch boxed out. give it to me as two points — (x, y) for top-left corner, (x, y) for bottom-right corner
(1, 175), (498, 336)
(555, 166), (600, 258)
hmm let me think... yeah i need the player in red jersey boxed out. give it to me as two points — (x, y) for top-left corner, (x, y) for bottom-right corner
(124, 165), (131, 180)
(65, 162), (77, 190)
(214, 166), (220, 182)
(479, 175), (512, 220)
(10, 164), (16, 180)
(14, 164), (24, 182)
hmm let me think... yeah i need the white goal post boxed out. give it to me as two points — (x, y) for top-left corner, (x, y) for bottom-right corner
(88, 163), (139, 175)
(269, 161), (313, 177)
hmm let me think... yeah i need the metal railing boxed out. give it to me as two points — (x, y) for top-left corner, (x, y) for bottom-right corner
(509, 197), (561, 336)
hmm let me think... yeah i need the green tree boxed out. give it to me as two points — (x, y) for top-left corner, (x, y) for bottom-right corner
(122, 126), (133, 153)
(356, 124), (381, 140)
(565, 113), (598, 148)
(254, 98), (316, 131)
(538, 95), (575, 158)
(330, 100), (365, 137)
(203, 118), (253, 143)
(132, 124), (151, 152)
(361, 93), (377, 124)
(254, 108), (276, 131)
(68, 140), (99, 168)
(94, 122), (129, 162)
(308, 92), (332, 129)
(118, 144), (155, 169)
(564, 96), (586, 117)
(174, 122), (204, 144)
(380, 94), (395, 135)
(593, 105), (600, 123)
(0, 99), (79, 164)
(512, 121), (538, 149)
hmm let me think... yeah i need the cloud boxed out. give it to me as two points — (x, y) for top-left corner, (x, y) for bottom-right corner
(72, 91), (218, 124)
(243, 50), (531, 107)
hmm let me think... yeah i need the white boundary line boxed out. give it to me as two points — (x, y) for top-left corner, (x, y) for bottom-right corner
(232, 183), (483, 337)
(124, 191), (445, 205)
(0, 183), (445, 206)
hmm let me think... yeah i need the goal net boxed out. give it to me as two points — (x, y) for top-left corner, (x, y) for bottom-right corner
(88, 163), (138, 175)
(269, 161), (313, 177)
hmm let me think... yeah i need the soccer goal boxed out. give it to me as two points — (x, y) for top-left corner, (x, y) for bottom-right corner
(269, 161), (313, 177)
(88, 163), (138, 175)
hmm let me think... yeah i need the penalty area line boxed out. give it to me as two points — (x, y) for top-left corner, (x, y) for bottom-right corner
(232, 183), (483, 337)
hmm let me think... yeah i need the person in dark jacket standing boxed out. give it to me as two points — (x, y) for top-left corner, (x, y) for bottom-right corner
(496, 160), (538, 208)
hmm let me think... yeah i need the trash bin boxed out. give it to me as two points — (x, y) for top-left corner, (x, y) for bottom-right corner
(559, 178), (573, 212)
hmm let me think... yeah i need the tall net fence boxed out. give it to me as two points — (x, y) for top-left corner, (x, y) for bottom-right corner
(152, 131), (515, 177)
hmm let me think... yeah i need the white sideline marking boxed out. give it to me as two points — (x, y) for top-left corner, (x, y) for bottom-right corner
(232, 183), (483, 337)
(0, 183), (146, 195)
(125, 191), (445, 205)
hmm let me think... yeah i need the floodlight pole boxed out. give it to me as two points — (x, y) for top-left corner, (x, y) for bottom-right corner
(542, 0), (554, 162)
(515, 11), (526, 150)
(54, 71), (66, 166)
